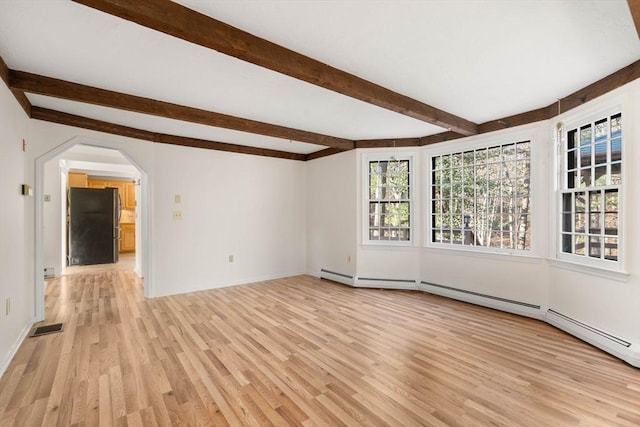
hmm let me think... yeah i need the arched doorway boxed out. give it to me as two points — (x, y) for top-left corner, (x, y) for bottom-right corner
(34, 136), (152, 321)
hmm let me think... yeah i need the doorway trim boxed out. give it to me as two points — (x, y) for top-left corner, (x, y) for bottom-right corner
(34, 136), (153, 321)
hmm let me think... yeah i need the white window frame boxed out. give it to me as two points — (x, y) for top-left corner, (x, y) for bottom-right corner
(362, 152), (415, 246)
(556, 106), (624, 272)
(425, 131), (536, 257)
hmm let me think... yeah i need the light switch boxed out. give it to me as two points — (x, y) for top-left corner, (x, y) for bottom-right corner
(174, 194), (181, 204)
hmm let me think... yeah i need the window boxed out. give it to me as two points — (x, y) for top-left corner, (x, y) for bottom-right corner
(367, 159), (411, 242)
(561, 113), (621, 262)
(431, 141), (531, 251)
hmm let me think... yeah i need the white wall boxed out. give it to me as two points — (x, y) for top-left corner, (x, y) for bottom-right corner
(0, 82), (33, 375)
(42, 159), (62, 275)
(152, 143), (307, 296)
(306, 150), (357, 279)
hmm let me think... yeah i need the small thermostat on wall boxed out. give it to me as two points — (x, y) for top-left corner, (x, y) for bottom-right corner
(21, 184), (32, 196)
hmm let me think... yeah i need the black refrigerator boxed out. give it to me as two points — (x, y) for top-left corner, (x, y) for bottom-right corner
(68, 187), (120, 266)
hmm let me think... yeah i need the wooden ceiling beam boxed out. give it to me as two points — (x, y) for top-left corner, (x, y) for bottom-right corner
(355, 138), (421, 149)
(71, 0), (478, 136)
(552, 59), (640, 115)
(31, 107), (306, 161)
(628, 0), (640, 39)
(0, 55), (31, 117)
(305, 148), (345, 161)
(9, 70), (354, 150)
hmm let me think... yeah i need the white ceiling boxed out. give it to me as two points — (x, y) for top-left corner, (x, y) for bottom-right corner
(0, 0), (638, 156)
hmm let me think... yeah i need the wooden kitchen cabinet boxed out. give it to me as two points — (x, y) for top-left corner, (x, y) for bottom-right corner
(124, 182), (136, 209)
(88, 179), (133, 207)
(68, 172), (88, 188)
(120, 223), (135, 253)
(87, 178), (107, 188)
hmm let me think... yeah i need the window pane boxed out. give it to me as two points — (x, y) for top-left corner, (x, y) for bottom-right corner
(567, 149), (577, 170)
(604, 213), (617, 235)
(433, 156), (442, 170)
(611, 138), (621, 162)
(575, 235), (586, 255)
(594, 142), (607, 165)
(594, 166), (607, 186)
(611, 162), (621, 185)
(579, 168), (590, 187)
(562, 213), (572, 232)
(488, 146), (501, 162)
(567, 129), (577, 151)
(581, 145), (592, 167)
(589, 191), (602, 212)
(431, 141), (531, 251)
(604, 237), (618, 261)
(476, 148), (488, 163)
(589, 213), (601, 234)
(589, 236), (601, 258)
(575, 192), (585, 212)
(562, 233), (572, 253)
(562, 193), (572, 213)
(605, 190), (618, 211)
(580, 126), (591, 146)
(575, 213), (585, 233)
(463, 151), (474, 166)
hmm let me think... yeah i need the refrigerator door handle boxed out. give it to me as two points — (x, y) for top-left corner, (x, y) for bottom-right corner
(117, 193), (122, 223)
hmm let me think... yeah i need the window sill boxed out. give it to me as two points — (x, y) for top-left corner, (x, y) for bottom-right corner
(422, 245), (543, 264)
(361, 241), (416, 249)
(548, 258), (629, 282)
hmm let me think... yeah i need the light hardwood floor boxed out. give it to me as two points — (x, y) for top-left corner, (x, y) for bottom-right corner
(0, 270), (638, 426)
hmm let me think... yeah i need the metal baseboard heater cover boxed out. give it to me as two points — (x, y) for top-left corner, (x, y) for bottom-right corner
(320, 269), (353, 279)
(30, 323), (64, 337)
(421, 281), (541, 309)
(547, 309), (631, 347)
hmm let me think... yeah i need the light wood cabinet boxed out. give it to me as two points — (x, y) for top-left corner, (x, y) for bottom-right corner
(120, 223), (135, 253)
(88, 178), (107, 189)
(87, 179), (134, 208)
(68, 172), (88, 188)
(124, 182), (136, 209)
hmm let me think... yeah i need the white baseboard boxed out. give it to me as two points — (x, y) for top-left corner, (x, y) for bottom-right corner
(418, 281), (544, 320)
(0, 317), (35, 378)
(545, 309), (639, 368)
(319, 269), (355, 286)
(354, 277), (417, 290)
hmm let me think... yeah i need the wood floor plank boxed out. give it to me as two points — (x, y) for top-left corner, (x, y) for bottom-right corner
(1, 270), (639, 426)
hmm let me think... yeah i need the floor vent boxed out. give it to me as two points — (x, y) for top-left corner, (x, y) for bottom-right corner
(30, 323), (64, 337)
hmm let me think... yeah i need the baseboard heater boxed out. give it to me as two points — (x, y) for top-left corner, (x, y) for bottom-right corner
(320, 269), (354, 286)
(359, 277), (416, 284)
(546, 309), (631, 348)
(421, 281), (540, 310)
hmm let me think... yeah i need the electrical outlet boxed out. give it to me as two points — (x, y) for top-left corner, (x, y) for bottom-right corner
(6, 298), (10, 316)
(228, 254), (234, 263)
(174, 194), (181, 204)
(173, 211), (183, 220)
